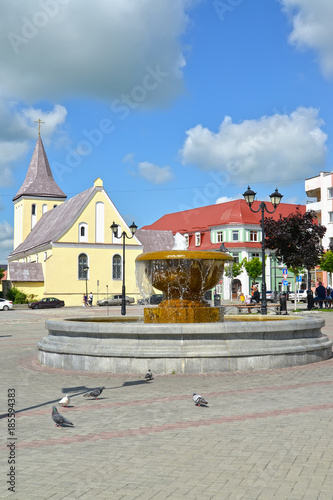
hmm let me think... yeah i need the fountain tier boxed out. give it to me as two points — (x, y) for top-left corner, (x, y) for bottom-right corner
(135, 250), (233, 323)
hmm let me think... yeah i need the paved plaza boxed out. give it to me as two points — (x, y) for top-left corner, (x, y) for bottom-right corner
(1, 305), (333, 500)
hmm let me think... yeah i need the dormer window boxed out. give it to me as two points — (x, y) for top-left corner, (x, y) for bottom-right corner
(195, 232), (201, 246)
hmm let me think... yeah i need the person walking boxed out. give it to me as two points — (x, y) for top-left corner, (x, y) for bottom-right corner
(83, 294), (88, 307)
(88, 292), (93, 307)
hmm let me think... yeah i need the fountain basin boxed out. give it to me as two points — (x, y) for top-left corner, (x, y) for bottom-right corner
(37, 315), (332, 374)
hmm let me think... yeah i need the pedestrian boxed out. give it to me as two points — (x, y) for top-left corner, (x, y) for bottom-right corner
(240, 292), (245, 303)
(314, 281), (325, 308)
(83, 294), (88, 307)
(248, 285), (260, 313)
(88, 292), (93, 307)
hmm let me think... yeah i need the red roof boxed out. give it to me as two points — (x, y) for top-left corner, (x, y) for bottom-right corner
(142, 199), (306, 251)
(142, 199), (305, 233)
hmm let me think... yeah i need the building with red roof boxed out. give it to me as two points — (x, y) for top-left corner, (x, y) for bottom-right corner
(142, 199), (306, 299)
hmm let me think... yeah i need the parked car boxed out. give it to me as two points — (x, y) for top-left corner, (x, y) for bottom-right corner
(259, 291), (276, 302)
(288, 290), (308, 302)
(28, 297), (65, 309)
(137, 294), (163, 305)
(0, 298), (13, 311)
(97, 295), (135, 306)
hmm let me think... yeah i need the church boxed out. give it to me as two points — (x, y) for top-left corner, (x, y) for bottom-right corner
(7, 135), (144, 306)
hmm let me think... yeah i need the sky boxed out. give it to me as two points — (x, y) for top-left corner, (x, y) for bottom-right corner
(1, 0), (333, 263)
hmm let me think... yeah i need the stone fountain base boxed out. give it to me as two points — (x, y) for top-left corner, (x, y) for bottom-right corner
(37, 315), (332, 374)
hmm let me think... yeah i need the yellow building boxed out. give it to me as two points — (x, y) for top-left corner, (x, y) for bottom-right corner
(7, 136), (143, 306)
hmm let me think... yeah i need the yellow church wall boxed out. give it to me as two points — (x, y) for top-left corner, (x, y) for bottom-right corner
(14, 198), (65, 248)
(43, 244), (142, 307)
(57, 190), (138, 247)
(11, 282), (44, 300)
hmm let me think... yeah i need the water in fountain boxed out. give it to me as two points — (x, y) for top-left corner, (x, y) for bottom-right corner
(135, 234), (233, 323)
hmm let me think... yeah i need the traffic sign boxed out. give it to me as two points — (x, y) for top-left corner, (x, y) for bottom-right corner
(282, 279), (288, 286)
(283, 268), (288, 277)
(296, 276), (302, 282)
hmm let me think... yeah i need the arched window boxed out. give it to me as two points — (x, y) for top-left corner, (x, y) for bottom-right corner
(112, 254), (122, 280)
(31, 203), (37, 229)
(79, 223), (88, 243)
(78, 253), (88, 279)
(95, 202), (104, 243)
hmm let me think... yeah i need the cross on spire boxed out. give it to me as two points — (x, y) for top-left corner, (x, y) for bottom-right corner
(34, 118), (45, 135)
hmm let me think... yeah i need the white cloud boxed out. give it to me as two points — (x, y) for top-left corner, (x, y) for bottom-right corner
(0, 102), (67, 187)
(281, 0), (333, 77)
(180, 107), (327, 184)
(138, 161), (174, 184)
(215, 195), (242, 204)
(122, 153), (135, 164)
(0, 0), (196, 105)
(0, 221), (14, 263)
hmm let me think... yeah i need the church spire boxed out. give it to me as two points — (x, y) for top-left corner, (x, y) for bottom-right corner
(13, 136), (67, 202)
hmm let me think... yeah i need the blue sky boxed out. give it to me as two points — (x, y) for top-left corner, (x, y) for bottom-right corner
(1, 0), (333, 263)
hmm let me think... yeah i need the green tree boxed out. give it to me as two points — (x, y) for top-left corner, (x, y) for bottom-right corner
(242, 257), (262, 285)
(0, 268), (4, 281)
(319, 250), (333, 287)
(264, 209), (326, 293)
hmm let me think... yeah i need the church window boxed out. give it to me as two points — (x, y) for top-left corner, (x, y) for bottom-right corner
(42, 204), (47, 214)
(79, 223), (88, 243)
(96, 202), (105, 243)
(112, 254), (122, 280)
(78, 254), (88, 279)
(31, 204), (37, 230)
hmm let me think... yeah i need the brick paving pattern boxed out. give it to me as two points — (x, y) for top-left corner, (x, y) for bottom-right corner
(0, 305), (332, 499)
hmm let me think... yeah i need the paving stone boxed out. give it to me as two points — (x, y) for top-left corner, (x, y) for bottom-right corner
(0, 307), (332, 499)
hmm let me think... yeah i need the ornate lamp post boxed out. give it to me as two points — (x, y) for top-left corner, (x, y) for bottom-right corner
(243, 186), (283, 315)
(83, 266), (89, 299)
(110, 221), (138, 316)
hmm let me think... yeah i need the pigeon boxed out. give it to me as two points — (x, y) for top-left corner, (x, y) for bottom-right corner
(83, 386), (105, 399)
(145, 369), (154, 381)
(192, 393), (208, 407)
(59, 394), (70, 407)
(52, 406), (74, 427)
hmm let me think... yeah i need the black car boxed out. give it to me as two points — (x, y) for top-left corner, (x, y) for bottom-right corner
(28, 297), (65, 309)
(137, 294), (163, 305)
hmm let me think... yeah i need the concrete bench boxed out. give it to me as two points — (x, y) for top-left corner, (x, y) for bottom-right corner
(236, 303), (281, 314)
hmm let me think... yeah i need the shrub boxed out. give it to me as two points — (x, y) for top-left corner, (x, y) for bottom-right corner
(6, 287), (37, 304)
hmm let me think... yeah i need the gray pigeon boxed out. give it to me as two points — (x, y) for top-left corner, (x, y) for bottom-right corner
(145, 369), (154, 381)
(83, 386), (105, 399)
(52, 406), (74, 427)
(192, 393), (208, 406)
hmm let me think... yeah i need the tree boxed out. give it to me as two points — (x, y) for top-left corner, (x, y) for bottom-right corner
(224, 260), (244, 301)
(242, 257), (262, 286)
(319, 250), (333, 287)
(264, 209), (326, 295)
(0, 268), (4, 281)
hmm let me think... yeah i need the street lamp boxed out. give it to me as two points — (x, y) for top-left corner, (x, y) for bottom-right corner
(83, 266), (89, 300)
(110, 221), (138, 316)
(243, 186), (283, 315)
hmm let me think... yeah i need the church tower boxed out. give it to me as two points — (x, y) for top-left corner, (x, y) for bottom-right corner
(12, 135), (67, 249)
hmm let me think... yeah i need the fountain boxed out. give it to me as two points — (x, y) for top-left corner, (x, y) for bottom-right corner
(38, 236), (332, 373)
